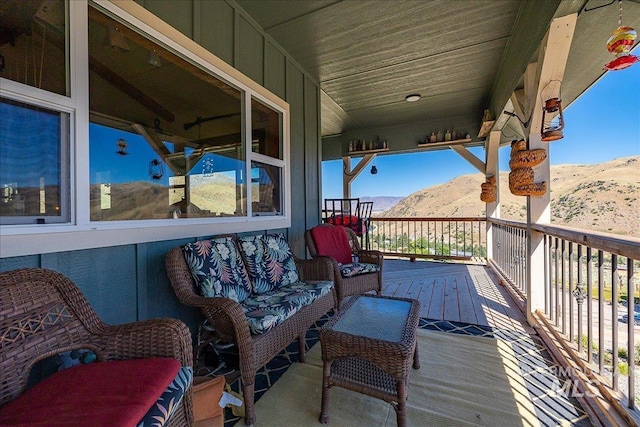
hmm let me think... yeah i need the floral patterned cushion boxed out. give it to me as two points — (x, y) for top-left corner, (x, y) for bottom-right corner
(137, 367), (193, 427)
(183, 237), (252, 303)
(241, 280), (333, 335)
(239, 233), (299, 294)
(340, 262), (380, 278)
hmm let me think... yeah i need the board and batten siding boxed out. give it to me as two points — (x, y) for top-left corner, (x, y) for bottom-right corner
(1, 0), (323, 335)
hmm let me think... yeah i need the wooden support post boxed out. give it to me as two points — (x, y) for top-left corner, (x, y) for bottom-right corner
(485, 129), (501, 260)
(342, 154), (376, 198)
(527, 14), (577, 325)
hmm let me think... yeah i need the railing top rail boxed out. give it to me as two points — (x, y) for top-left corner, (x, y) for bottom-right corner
(488, 218), (528, 230)
(371, 217), (485, 222)
(531, 222), (640, 259)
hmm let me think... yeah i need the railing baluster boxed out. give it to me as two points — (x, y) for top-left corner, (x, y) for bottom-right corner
(577, 244), (583, 352)
(628, 258), (636, 409)
(553, 237), (560, 326)
(561, 239), (567, 335)
(587, 246), (593, 365)
(612, 253), (618, 391)
(599, 249), (605, 376)
(569, 242), (574, 342)
(545, 235), (550, 317)
(548, 235), (554, 321)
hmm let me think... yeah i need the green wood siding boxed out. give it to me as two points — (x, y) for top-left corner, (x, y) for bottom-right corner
(237, 16), (264, 84)
(264, 41), (286, 99)
(197, 0), (235, 65)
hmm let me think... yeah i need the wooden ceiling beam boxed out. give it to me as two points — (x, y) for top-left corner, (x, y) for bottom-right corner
(488, 0), (561, 122)
(89, 55), (175, 122)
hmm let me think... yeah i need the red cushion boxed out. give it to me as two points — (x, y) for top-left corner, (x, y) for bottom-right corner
(327, 215), (366, 235)
(0, 358), (181, 427)
(311, 224), (353, 264)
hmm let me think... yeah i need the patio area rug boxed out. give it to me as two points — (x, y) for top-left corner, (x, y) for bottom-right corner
(221, 317), (591, 426)
(251, 328), (540, 427)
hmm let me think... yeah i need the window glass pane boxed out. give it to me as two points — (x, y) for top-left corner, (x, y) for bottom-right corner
(88, 7), (245, 221)
(0, 0), (68, 96)
(89, 123), (246, 220)
(251, 161), (281, 216)
(0, 97), (69, 224)
(251, 98), (282, 159)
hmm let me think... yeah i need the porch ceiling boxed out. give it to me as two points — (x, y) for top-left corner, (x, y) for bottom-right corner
(235, 0), (640, 158)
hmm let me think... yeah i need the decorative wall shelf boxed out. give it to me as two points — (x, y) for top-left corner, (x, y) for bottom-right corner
(347, 147), (390, 155)
(417, 138), (472, 149)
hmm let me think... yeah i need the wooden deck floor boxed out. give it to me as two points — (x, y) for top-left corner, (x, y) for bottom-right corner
(379, 259), (598, 426)
(381, 258), (533, 333)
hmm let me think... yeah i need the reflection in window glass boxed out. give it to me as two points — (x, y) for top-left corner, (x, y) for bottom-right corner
(89, 124), (247, 220)
(88, 7), (246, 221)
(251, 161), (281, 216)
(251, 98), (282, 159)
(0, 0), (68, 96)
(0, 97), (69, 224)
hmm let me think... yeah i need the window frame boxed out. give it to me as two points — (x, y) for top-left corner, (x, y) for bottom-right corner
(0, 0), (291, 258)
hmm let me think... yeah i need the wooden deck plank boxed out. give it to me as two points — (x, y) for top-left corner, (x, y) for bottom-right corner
(457, 274), (480, 325)
(426, 277), (445, 320)
(443, 277), (461, 322)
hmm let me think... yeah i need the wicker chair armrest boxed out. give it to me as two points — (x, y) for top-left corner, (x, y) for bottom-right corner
(295, 255), (335, 282)
(196, 296), (255, 361)
(99, 317), (193, 367)
(358, 249), (384, 266)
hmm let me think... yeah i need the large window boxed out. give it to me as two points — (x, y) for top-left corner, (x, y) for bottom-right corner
(0, 1), (290, 256)
(88, 8), (250, 221)
(0, 0), (70, 226)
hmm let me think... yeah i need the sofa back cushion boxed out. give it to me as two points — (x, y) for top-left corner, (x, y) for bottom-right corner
(311, 224), (353, 265)
(239, 233), (299, 294)
(183, 236), (252, 303)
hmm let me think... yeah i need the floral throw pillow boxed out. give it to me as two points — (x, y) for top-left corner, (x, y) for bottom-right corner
(239, 233), (299, 294)
(183, 237), (252, 303)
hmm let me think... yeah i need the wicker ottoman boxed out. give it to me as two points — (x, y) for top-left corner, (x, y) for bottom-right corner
(319, 295), (421, 427)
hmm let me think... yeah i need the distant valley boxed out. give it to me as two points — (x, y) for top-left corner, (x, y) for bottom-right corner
(371, 156), (639, 237)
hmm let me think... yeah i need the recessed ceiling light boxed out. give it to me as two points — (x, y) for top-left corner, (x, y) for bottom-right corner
(405, 94), (421, 102)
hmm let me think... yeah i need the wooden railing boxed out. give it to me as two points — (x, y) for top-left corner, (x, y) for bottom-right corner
(488, 219), (640, 412)
(368, 217), (487, 260)
(489, 218), (528, 298)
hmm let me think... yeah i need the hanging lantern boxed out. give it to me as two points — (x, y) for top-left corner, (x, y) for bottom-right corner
(540, 98), (564, 142)
(604, 2), (639, 70)
(116, 138), (128, 155)
(149, 159), (164, 180)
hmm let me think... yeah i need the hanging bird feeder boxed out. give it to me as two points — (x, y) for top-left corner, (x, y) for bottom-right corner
(604, 1), (639, 70)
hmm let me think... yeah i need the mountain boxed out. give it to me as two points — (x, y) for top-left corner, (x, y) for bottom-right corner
(360, 196), (404, 212)
(378, 156), (640, 237)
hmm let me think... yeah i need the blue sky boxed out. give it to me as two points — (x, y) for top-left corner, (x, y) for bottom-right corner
(322, 63), (640, 199)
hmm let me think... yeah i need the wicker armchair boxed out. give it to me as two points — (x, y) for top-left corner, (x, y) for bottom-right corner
(0, 268), (193, 426)
(165, 239), (336, 426)
(305, 223), (383, 306)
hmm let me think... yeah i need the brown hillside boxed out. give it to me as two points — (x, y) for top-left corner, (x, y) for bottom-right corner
(381, 156), (640, 237)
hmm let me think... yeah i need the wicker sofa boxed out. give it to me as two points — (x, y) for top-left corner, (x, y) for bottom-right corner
(0, 268), (194, 427)
(165, 233), (336, 426)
